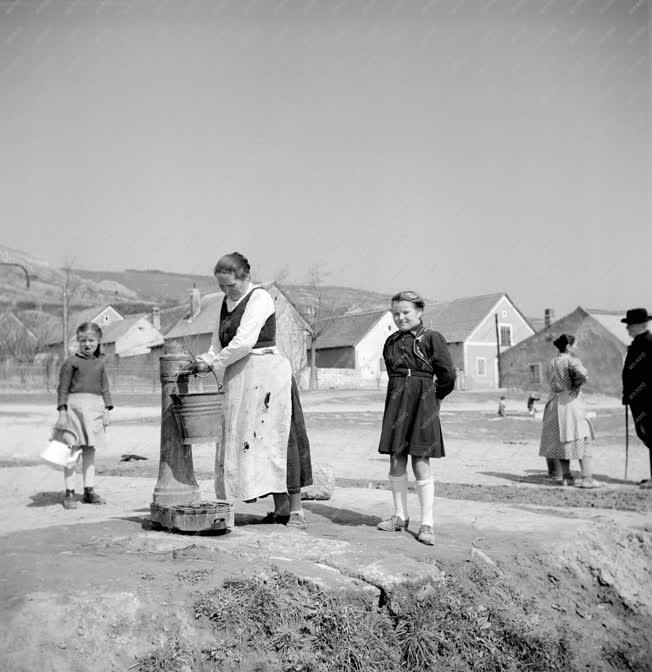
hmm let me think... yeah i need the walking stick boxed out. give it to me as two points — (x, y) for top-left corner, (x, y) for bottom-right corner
(625, 404), (629, 481)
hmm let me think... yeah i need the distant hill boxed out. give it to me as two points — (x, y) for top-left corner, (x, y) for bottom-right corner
(0, 244), (145, 312)
(73, 269), (393, 317)
(1, 245), (395, 331)
(73, 268), (217, 307)
(279, 284), (390, 319)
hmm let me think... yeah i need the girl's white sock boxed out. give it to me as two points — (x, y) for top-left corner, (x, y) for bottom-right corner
(64, 467), (75, 491)
(388, 473), (409, 521)
(415, 478), (434, 527)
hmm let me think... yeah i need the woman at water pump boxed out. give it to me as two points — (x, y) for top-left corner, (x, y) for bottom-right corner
(197, 252), (312, 528)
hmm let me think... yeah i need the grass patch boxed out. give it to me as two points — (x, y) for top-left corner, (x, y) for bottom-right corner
(134, 565), (576, 671)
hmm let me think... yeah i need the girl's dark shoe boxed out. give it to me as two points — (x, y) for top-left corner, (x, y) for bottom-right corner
(561, 476), (575, 487)
(83, 487), (106, 504)
(63, 491), (78, 509)
(417, 525), (435, 546)
(260, 511), (290, 525)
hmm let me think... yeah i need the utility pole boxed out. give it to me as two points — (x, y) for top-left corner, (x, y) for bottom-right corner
(62, 280), (69, 359)
(494, 313), (501, 389)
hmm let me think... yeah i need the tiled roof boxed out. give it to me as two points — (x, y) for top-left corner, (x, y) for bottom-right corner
(528, 317), (546, 332)
(164, 293), (222, 339)
(158, 304), (192, 335)
(421, 293), (506, 342)
(101, 314), (147, 344)
(314, 310), (388, 349)
(586, 309), (630, 346)
(44, 305), (120, 345)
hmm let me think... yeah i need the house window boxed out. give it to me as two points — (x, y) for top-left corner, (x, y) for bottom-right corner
(476, 357), (487, 376)
(388, 325), (392, 331)
(528, 363), (542, 384)
(499, 324), (512, 347)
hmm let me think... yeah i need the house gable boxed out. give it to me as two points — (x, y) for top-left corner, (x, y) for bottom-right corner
(467, 295), (534, 346)
(114, 317), (165, 357)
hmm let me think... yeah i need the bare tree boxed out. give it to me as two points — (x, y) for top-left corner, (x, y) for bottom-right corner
(304, 264), (336, 391)
(61, 259), (83, 358)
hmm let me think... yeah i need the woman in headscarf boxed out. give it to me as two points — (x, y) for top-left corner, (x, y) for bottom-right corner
(539, 334), (598, 488)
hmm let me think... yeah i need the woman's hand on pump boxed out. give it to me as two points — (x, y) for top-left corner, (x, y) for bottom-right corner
(194, 359), (212, 374)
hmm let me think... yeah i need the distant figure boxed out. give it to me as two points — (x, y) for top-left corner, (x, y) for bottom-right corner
(527, 393), (540, 417)
(497, 395), (507, 417)
(376, 291), (456, 546)
(55, 322), (112, 509)
(539, 334), (598, 488)
(621, 308), (652, 489)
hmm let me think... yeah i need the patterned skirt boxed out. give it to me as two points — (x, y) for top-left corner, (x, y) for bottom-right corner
(539, 398), (591, 460)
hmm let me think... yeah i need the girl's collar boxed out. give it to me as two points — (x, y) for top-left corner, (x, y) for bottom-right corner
(410, 322), (425, 338)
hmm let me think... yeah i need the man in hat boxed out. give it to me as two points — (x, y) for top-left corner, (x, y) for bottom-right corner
(621, 308), (652, 488)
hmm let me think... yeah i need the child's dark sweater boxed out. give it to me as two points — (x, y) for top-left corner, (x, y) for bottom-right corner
(57, 353), (113, 410)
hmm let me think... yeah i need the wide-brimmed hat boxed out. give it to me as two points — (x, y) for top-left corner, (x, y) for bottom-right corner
(621, 308), (651, 324)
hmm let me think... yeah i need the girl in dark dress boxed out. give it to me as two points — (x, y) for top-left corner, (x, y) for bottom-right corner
(377, 291), (456, 545)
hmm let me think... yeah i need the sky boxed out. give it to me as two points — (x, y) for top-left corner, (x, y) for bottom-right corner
(1, 0), (650, 318)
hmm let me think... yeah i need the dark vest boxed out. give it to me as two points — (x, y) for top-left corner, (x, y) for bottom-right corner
(219, 287), (276, 349)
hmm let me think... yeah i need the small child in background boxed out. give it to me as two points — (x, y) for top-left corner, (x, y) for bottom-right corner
(497, 395), (507, 417)
(527, 393), (540, 417)
(55, 322), (112, 509)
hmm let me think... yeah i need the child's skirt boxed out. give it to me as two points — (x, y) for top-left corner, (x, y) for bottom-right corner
(66, 393), (105, 448)
(378, 373), (444, 458)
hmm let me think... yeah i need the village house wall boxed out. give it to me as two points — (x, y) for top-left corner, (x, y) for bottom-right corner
(355, 312), (396, 379)
(500, 308), (626, 396)
(316, 347), (355, 369)
(465, 296), (534, 390)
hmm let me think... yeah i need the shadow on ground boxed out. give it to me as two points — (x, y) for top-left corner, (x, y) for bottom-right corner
(28, 491), (64, 507)
(302, 502), (382, 527)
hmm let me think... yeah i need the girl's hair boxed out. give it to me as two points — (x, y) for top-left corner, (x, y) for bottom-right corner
(77, 322), (103, 356)
(213, 252), (250, 279)
(391, 290), (425, 311)
(553, 333), (575, 353)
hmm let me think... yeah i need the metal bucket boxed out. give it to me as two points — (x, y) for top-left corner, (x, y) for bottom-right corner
(171, 390), (223, 444)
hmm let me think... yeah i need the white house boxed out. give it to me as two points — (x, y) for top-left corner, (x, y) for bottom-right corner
(313, 310), (397, 388)
(101, 314), (165, 358)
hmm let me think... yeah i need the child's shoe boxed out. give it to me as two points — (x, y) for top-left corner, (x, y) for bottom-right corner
(417, 525), (435, 546)
(63, 490), (78, 509)
(561, 476), (575, 487)
(286, 512), (308, 529)
(83, 487), (106, 504)
(376, 515), (409, 531)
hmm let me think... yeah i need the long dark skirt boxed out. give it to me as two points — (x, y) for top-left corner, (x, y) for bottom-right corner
(286, 376), (313, 494)
(378, 376), (444, 458)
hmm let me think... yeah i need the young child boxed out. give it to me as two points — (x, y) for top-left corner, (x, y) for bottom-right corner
(497, 395), (507, 417)
(55, 322), (112, 509)
(377, 291), (456, 546)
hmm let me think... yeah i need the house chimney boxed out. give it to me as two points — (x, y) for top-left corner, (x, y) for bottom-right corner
(190, 284), (201, 319)
(151, 306), (161, 331)
(544, 308), (554, 341)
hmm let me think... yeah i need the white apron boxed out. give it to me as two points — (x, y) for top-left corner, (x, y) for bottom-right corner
(556, 389), (595, 443)
(215, 351), (292, 500)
